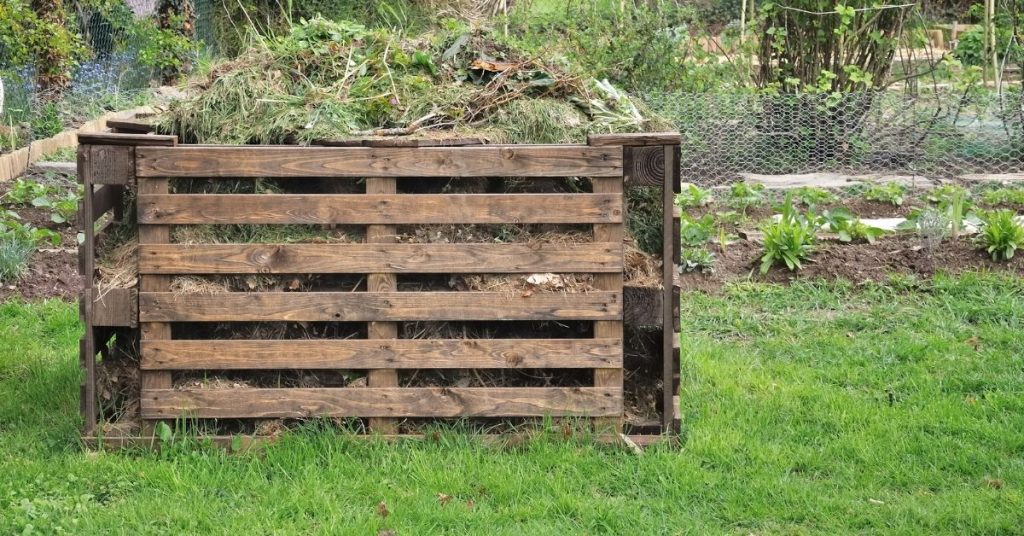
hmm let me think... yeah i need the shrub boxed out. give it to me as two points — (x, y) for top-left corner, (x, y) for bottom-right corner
(977, 209), (1024, 261)
(760, 195), (816, 273)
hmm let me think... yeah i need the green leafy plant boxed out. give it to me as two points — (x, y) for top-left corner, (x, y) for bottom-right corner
(0, 210), (61, 247)
(863, 183), (906, 206)
(679, 213), (715, 247)
(32, 188), (81, 224)
(680, 247), (715, 273)
(3, 179), (54, 205)
(727, 182), (765, 213)
(30, 102), (64, 139)
(791, 186), (837, 208)
(980, 187), (1024, 206)
(976, 210), (1024, 261)
(674, 184), (713, 208)
(818, 208), (886, 244)
(925, 185), (975, 240)
(760, 194), (817, 273)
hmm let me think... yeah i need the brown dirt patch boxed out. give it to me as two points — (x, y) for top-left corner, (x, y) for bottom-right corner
(683, 234), (1024, 292)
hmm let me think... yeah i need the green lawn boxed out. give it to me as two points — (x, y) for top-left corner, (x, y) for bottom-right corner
(1, 273), (1022, 534)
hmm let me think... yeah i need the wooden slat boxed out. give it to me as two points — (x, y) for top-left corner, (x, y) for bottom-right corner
(138, 177), (173, 435)
(136, 193), (623, 225)
(89, 288), (138, 327)
(592, 176), (625, 434)
(87, 145), (134, 185)
(138, 243), (623, 274)
(135, 146), (622, 178)
(588, 133), (682, 147)
(78, 132), (176, 146)
(106, 118), (156, 133)
(140, 387), (622, 419)
(366, 176), (399, 434)
(90, 185), (122, 223)
(139, 291), (621, 322)
(661, 145), (679, 434)
(141, 339), (623, 370)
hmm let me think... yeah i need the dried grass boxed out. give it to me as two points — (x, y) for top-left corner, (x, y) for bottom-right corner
(624, 243), (662, 288)
(94, 239), (138, 298)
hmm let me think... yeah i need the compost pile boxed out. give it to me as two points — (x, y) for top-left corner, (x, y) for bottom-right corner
(160, 16), (667, 144)
(94, 18), (671, 436)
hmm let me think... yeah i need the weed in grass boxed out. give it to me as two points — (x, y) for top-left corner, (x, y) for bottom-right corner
(0, 235), (34, 282)
(862, 182), (906, 206)
(675, 184), (713, 208)
(976, 209), (1024, 261)
(760, 194), (816, 273)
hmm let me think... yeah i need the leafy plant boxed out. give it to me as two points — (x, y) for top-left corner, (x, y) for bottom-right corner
(980, 187), (1024, 206)
(863, 183), (907, 206)
(818, 208), (886, 244)
(976, 210), (1024, 261)
(0, 210), (61, 247)
(675, 184), (713, 208)
(680, 247), (715, 273)
(924, 185), (975, 240)
(3, 179), (54, 205)
(727, 182), (765, 213)
(791, 186), (836, 208)
(679, 214), (715, 247)
(30, 102), (64, 139)
(32, 188), (81, 224)
(760, 194), (817, 273)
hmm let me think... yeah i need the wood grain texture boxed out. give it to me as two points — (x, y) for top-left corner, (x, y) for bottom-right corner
(624, 145), (666, 187)
(136, 193), (623, 225)
(137, 178), (172, 434)
(90, 185), (122, 223)
(87, 145), (134, 184)
(366, 177), (399, 434)
(661, 145), (679, 433)
(78, 132), (176, 146)
(139, 291), (622, 322)
(135, 146), (622, 178)
(587, 133), (681, 146)
(137, 243), (623, 274)
(89, 288), (138, 327)
(592, 176), (625, 433)
(140, 339), (623, 370)
(106, 118), (156, 133)
(140, 387), (623, 419)
(623, 285), (662, 327)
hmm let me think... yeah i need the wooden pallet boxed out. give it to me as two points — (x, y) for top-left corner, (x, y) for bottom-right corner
(79, 130), (683, 443)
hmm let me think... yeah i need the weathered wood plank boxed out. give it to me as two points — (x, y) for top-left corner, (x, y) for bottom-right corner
(137, 243), (623, 274)
(366, 176), (399, 434)
(592, 176), (624, 433)
(587, 133), (681, 147)
(139, 291), (621, 322)
(661, 145), (679, 433)
(78, 132), (176, 146)
(624, 145), (666, 187)
(86, 145), (134, 185)
(623, 285), (662, 327)
(141, 387), (623, 419)
(89, 288), (138, 327)
(136, 193), (623, 225)
(137, 177), (173, 435)
(106, 118), (156, 134)
(141, 338), (623, 370)
(90, 185), (122, 223)
(135, 146), (622, 178)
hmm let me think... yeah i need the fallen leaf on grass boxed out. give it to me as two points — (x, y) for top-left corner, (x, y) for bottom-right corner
(437, 493), (451, 506)
(983, 477), (1004, 489)
(377, 501), (389, 518)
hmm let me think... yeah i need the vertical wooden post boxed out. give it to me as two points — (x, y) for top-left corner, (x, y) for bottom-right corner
(593, 174), (624, 434)
(366, 177), (399, 434)
(78, 145), (97, 436)
(138, 175), (173, 436)
(662, 144), (681, 434)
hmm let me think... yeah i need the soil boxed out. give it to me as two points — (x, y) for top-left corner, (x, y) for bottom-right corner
(0, 169), (82, 302)
(681, 233), (1024, 293)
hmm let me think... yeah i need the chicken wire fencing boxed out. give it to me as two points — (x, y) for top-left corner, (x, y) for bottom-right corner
(646, 90), (1024, 193)
(1, 0), (168, 132)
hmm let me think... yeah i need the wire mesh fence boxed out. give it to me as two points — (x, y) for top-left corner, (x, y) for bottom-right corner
(646, 90), (1024, 191)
